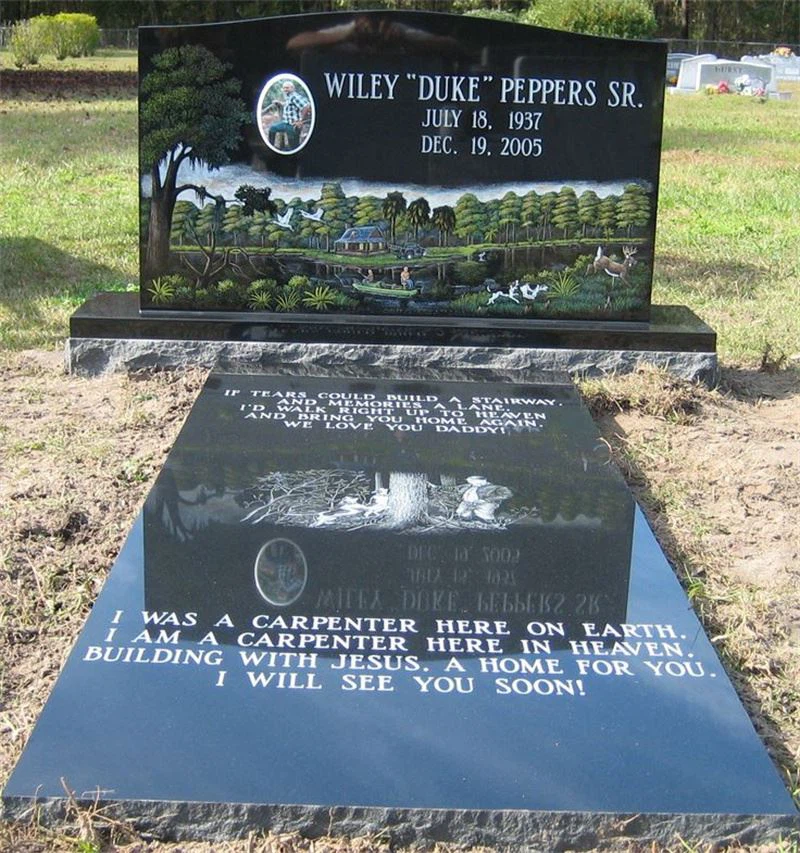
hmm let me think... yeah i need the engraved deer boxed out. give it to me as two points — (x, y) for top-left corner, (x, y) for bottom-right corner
(587, 246), (638, 309)
(587, 245), (638, 282)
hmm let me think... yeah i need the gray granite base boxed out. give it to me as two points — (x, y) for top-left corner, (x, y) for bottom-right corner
(67, 337), (719, 385)
(4, 796), (797, 848)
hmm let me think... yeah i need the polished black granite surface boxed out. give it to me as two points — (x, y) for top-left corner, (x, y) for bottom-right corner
(137, 12), (665, 322)
(72, 291), (716, 352)
(4, 372), (794, 841)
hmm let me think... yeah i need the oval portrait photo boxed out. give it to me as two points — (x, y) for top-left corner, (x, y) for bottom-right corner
(254, 538), (308, 606)
(257, 73), (315, 155)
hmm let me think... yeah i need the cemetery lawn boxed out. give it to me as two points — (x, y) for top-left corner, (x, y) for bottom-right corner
(656, 82), (800, 366)
(0, 47), (137, 72)
(0, 74), (799, 852)
(0, 97), (138, 350)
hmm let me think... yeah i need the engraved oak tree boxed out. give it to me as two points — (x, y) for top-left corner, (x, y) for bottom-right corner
(140, 44), (249, 279)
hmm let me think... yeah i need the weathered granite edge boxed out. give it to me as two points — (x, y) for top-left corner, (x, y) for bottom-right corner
(66, 338), (719, 386)
(3, 796), (798, 849)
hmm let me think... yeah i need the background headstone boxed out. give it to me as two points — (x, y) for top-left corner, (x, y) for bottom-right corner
(666, 52), (694, 82)
(673, 54), (717, 90)
(675, 56), (777, 93)
(743, 53), (800, 81)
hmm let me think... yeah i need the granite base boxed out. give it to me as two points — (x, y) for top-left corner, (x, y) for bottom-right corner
(67, 292), (718, 384)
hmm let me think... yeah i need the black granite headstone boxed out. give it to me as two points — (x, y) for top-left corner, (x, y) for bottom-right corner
(138, 12), (664, 324)
(67, 11), (716, 380)
(4, 370), (796, 846)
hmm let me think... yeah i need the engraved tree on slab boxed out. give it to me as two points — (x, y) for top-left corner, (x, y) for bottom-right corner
(382, 191), (407, 245)
(383, 472), (429, 529)
(240, 469), (532, 533)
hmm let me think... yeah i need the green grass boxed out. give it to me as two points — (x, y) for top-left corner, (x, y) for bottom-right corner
(0, 47), (137, 71)
(0, 79), (798, 363)
(0, 96), (138, 349)
(655, 82), (800, 364)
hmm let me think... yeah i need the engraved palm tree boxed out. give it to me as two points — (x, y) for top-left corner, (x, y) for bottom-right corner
(407, 197), (431, 240)
(382, 191), (407, 245)
(432, 205), (456, 247)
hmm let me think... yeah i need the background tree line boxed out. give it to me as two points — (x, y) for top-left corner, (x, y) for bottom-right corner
(164, 182), (652, 252)
(2, 0), (798, 46)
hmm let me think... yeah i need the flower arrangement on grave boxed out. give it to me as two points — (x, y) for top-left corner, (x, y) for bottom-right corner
(703, 78), (766, 101)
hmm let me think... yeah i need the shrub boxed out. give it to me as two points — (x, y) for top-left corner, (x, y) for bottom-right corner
(463, 9), (518, 23)
(546, 270), (581, 300)
(571, 254), (595, 275)
(302, 285), (337, 311)
(522, 0), (657, 39)
(453, 261), (486, 287)
(248, 291), (273, 311)
(68, 13), (100, 56)
(287, 274), (310, 290)
(50, 13), (100, 59)
(147, 277), (176, 305)
(330, 292), (359, 310)
(449, 293), (487, 314)
(248, 278), (278, 294)
(213, 278), (246, 307)
(194, 287), (215, 308)
(173, 286), (195, 308)
(146, 274), (188, 306)
(275, 289), (302, 312)
(9, 20), (43, 68)
(12, 13), (100, 62)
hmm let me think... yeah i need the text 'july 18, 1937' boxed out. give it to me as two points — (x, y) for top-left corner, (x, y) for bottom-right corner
(324, 71), (644, 159)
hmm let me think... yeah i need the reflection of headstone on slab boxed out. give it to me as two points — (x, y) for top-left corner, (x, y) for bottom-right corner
(66, 10), (717, 383)
(3, 370), (798, 846)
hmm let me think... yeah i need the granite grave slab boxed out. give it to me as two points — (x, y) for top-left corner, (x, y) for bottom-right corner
(4, 369), (796, 846)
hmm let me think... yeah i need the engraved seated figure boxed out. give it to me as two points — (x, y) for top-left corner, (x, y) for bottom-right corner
(456, 476), (513, 522)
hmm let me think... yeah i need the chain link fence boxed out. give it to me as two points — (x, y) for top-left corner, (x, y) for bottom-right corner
(98, 28), (138, 49)
(667, 38), (799, 58)
(1, 26), (796, 59)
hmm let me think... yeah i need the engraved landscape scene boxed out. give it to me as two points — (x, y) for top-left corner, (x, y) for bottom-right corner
(139, 41), (656, 321)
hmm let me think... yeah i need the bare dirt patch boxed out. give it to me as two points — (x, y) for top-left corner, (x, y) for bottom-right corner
(585, 366), (800, 792)
(1, 352), (798, 851)
(0, 68), (137, 99)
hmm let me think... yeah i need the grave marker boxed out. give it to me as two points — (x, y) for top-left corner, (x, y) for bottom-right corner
(665, 51), (694, 82)
(67, 11), (716, 381)
(3, 369), (797, 845)
(743, 52), (800, 83)
(674, 56), (777, 94)
(137, 13), (664, 323)
(6, 11), (791, 846)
